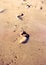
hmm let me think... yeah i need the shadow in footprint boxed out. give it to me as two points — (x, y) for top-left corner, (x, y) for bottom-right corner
(21, 31), (30, 44)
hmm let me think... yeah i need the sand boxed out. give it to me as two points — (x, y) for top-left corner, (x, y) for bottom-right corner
(0, 0), (46, 65)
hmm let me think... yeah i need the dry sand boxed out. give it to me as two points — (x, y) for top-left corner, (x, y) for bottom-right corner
(0, 0), (46, 65)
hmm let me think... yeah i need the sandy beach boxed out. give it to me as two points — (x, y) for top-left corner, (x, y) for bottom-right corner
(0, 0), (46, 65)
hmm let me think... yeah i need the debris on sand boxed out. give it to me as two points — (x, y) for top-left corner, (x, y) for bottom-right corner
(40, 6), (43, 10)
(26, 4), (31, 8)
(17, 13), (24, 20)
(23, 0), (26, 1)
(0, 9), (6, 13)
(20, 31), (30, 44)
